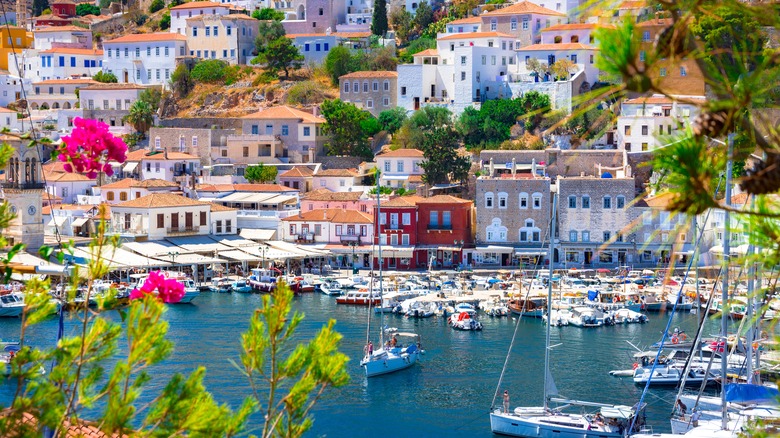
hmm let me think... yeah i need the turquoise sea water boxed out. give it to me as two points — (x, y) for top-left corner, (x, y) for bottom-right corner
(0, 292), (745, 437)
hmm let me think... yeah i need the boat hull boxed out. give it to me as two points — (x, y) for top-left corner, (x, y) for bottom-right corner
(336, 297), (381, 305)
(0, 306), (24, 317)
(490, 412), (624, 438)
(361, 351), (419, 377)
(174, 290), (199, 304)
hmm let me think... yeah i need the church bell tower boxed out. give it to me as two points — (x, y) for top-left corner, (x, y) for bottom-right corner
(3, 143), (44, 251)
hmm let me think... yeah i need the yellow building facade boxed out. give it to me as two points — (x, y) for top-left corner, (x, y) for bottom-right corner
(0, 27), (33, 71)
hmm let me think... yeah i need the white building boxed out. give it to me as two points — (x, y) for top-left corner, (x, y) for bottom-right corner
(279, 208), (373, 246)
(397, 32), (517, 114)
(0, 72), (27, 107)
(99, 177), (180, 204)
(123, 148), (202, 182)
(616, 94), (704, 152)
(311, 168), (363, 192)
(288, 31), (371, 65)
(528, 0), (582, 18)
(79, 82), (147, 112)
(102, 33), (187, 87)
(37, 47), (103, 81)
(111, 193), (229, 240)
(0, 107), (22, 132)
(445, 16), (482, 34)
(45, 172), (97, 204)
(170, 1), (232, 35)
(33, 25), (92, 50)
(185, 14), (258, 64)
(375, 148), (424, 189)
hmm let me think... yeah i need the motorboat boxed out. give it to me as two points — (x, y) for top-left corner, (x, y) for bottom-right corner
(404, 301), (436, 318)
(609, 308), (648, 324)
(248, 268), (277, 293)
(449, 311), (483, 331)
(453, 302), (477, 315)
(543, 309), (572, 327)
(0, 292), (25, 317)
(336, 288), (381, 306)
(491, 402), (646, 438)
(640, 290), (667, 311)
(568, 307), (611, 327)
(318, 280), (343, 296)
(208, 278), (232, 293)
(230, 280), (252, 293)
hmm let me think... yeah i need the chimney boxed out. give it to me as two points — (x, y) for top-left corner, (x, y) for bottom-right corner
(312, 105), (319, 117)
(489, 158), (494, 176)
(531, 158), (536, 176)
(511, 158), (516, 176)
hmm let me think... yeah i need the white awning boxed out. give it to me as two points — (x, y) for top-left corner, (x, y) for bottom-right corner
(46, 216), (68, 227)
(123, 241), (190, 258)
(374, 246), (415, 257)
(515, 249), (547, 256)
(240, 228), (277, 241)
(71, 217), (89, 227)
(219, 249), (260, 262)
(71, 246), (171, 269)
(475, 245), (515, 253)
(166, 235), (231, 253)
(209, 235), (260, 248)
(123, 162), (139, 173)
(240, 245), (300, 261)
(153, 253), (226, 265)
(265, 240), (330, 257)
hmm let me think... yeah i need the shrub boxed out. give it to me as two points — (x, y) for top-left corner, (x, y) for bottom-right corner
(159, 12), (170, 30)
(129, 10), (148, 25)
(252, 7), (285, 20)
(148, 0), (164, 13)
(76, 3), (100, 16)
(286, 80), (329, 105)
(190, 59), (229, 83)
(93, 71), (118, 83)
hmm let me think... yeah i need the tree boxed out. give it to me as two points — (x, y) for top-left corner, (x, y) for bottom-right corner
(394, 106), (453, 148)
(148, 0), (164, 13)
(550, 58), (576, 81)
(413, 2), (434, 32)
(321, 99), (373, 159)
(451, 0), (478, 18)
(124, 101), (154, 137)
(389, 7), (413, 44)
(159, 12), (171, 30)
(93, 71), (118, 83)
(139, 87), (162, 112)
(256, 36), (303, 79)
(252, 7), (285, 20)
(371, 0), (388, 37)
(378, 107), (407, 134)
(244, 164), (279, 183)
(170, 64), (194, 98)
(254, 20), (286, 56)
(324, 46), (354, 85)
(419, 125), (470, 185)
(32, 0), (48, 16)
(76, 3), (100, 16)
(191, 59), (229, 83)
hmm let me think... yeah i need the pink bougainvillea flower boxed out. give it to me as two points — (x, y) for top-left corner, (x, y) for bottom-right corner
(57, 117), (127, 180)
(130, 271), (184, 303)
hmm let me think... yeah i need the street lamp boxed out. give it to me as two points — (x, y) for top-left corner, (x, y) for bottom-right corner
(167, 251), (179, 272)
(349, 241), (358, 274)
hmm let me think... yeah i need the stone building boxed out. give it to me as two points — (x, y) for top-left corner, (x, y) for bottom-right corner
(338, 71), (398, 117)
(149, 126), (237, 169)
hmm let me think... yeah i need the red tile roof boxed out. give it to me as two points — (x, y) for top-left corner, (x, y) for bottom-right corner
(104, 33), (187, 43)
(482, 1), (566, 17)
(279, 166), (314, 178)
(416, 195), (472, 204)
(241, 105), (324, 123)
(315, 168), (359, 177)
(170, 1), (227, 9)
(448, 16), (482, 25)
(438, 31), (515, 41)
(282, 208), (373, 223)
(378, 148), (424, 158)
(302, 189), (362, 201)
(114, 193), (206, 209)
(383, 195), (424, 207)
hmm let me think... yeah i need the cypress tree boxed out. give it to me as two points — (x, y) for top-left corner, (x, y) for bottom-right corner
(371, 0), (388, 37)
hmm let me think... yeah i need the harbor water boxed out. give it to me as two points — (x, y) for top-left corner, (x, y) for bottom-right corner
(0, 292), (746, 437)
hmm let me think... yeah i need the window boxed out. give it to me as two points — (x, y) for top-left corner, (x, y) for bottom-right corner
(522, 18), (528, 30)
(510, 18), (517, 30)
(520, 231), (527, 241)
(490, 19), (497, 30)
(642, 31), (650, 42)
(383, 80), (389, 91)
(401, 86), (407, 96)
(461, 71), (466, 81)
(643, 211), (652, 225)
(157, 214), (164, 228)
(680, 66), (687, 76)
(227, 25), (232, 36)
(497, 192), (507, 208)
(213, 26), (218, 36)
(200, 211), (207, 226)
(383, 97), (389, 106)
(402, 213), (411, 225)
(363, 81), (368, 92)
(641, 125), (648, 136)
(603, 196), (611, 209)
(582, 196), (590, 209)
(569, 230), (577, 242)
(367, 99), (373, 108)
(390, 234), (398, 246)
(660, 67), (667, 77)
(616, 196), (625, 209)
(568, 195), (576, 208)
(397, 161), (404, 172)
(639, 50), (646, 62)
(205, 27), (210, 36)
(442, 211), (451, 229)
(603, 231), (611, 242)
(532, 194), (542, 209)
(216, 221), (223, 234)
(582, 231), (590, 242)
(485, 192), (494, 208)
(289, 224), (296, 235)
(303, 126), (311, 136)
(106, 191), (115, 201)
(519, 193), (528, 209)
(343, 82), (349, 93)
(242, 146), (249, 157)
(193, 27), (198, 36)
(642, 142), (649, 151)
(119, 192), (128, 201)
(402, 234), (409, 246)
(372, 81), (378, 91)
(429, 211), (438, 228)
(281, 125), (289, 136)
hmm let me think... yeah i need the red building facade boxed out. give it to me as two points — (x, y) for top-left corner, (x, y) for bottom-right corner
(373, 196), (421, 270)
(415, 196), (474, 269)
(34, 0), (77, 27)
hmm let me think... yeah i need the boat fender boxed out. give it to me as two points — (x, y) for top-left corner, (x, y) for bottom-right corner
(671, 335), (679, 344)
(680, 333), (687, 341)
(632, 362), (639, 370)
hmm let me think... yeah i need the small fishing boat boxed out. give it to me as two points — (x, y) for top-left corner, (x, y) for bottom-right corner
(449, 311), (483, 331)
(507, 298), (544, 318)
(404, 301), (435, 318)
(336, 288), (381, 306)
(0, 292), (25, 317)
(543, 309), (571, 326)
(318, 280), (343, 296)
(209, 278), (232, 293)
(230, 280), (252, 293)
(609, 308), (648, 324)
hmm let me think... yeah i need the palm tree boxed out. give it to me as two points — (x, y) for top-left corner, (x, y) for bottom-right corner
(124, 101), (154, 138)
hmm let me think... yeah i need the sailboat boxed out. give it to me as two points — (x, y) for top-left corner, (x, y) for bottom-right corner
(490, 194), (646, 437)
(359, 171), (422, 378)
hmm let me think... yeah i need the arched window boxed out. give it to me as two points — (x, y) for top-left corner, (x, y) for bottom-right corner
(532, 192), (543, 209)
(107, 191), (115, 201)
(30, 158), (37, 183)
(570, 35), (579, 43)
(24, 158), (30, 183)
(52, 102), (60, 109)
(485, 191), (494, 208)
(63, 102), (71, 109)
(119, 192), (128, 201)
(486, 218), (507, 242)
(519, 218), (541, 242)
(554, 36), (562, 43)
(519, 192), (528, 209)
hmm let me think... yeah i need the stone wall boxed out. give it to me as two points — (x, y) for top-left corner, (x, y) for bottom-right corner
(90, 14), (128, 36)
(503, 70), (585, 113)
(158, 117), (242, 130)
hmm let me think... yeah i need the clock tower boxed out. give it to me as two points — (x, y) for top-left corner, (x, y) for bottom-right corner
(3, 143), (45, 251)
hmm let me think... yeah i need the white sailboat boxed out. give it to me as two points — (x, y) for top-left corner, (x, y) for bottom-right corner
(490, 194), (646, 437)
(359, 171), (422, 378)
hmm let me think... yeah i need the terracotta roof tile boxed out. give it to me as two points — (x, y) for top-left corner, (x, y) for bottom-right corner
(636, 18), (673, 28)
(125, 149), (199, 161)
(282, 208), (372, 223)
(416, 195), (472, 204)
(46, 172), (95, 182)
(114, 193), (206, 208)
(382, 195), (424, 207)
(413, 49), (439, 57)
(210, 203), (236, 212)
(623, 95), (706, 105)
(231, 183), (297, 192)
(542, 23), (615, 31)
(240, 105), (324, 123)
(302, 189), (362, 201)
(339, 71), (398, 79)
(315, 168), (359, 177)
(104, 33), (187, 44)
(378, 148), (423, 158)
(101, 178), (179, 189)
(195, 183), (236, 192)
(34, 25), (91, 32)
(279, 166), (314, 178)
(482, 1), (566, 16)
(438, 31), (515, 41)
(170, 1), (227, 9)
(33, 78), (97, 85)
(448, 16), (482, 24)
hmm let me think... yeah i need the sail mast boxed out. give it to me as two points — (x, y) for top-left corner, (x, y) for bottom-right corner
(376, 169), (384, 347)
(543, 193), (557, 410)
(720, 133), (734, 430)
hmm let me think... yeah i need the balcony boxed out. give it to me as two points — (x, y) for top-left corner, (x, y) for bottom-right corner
(167, 226), (199, 236)
(428, 224), (452, 231)
(340, 234), (361, 244)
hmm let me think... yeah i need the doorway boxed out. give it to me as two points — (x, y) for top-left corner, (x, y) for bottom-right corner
(584, 250), (593, 265)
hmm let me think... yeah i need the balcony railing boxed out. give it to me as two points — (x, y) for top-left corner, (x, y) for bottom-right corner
(167, 226), (199, 236)
(340, 234), (361, 244)
(2, 182), (46, 190)
(428, 224), (452, 230)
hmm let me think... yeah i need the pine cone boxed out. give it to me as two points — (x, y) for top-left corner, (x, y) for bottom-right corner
(654, 25), (692, 59)
(692, 110), (731, 139)
(740, 153), (780, 195)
